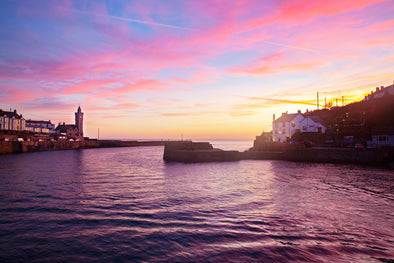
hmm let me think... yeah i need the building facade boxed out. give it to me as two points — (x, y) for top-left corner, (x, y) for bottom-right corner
(55, 106), (84, 140)
(272, 112), (304, 142)
(25, 120), (55, 134)
(272, 111), (326, 142)
(300, 116), (326, 133)
(370, 129), (394, 146)
(0, 109), (26, 131)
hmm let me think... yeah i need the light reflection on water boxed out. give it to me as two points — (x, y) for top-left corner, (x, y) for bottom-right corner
(0, 146), (393, 262)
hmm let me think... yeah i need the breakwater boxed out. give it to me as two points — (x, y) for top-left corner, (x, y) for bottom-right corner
(98, 140), (165, 148)
(0, 139), (165, 154)
(0, 140), (100, 154)
(163, 141), (394, 167)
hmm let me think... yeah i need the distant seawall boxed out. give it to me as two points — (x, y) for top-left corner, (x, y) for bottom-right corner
(0, 140), (165, 154)
(0, 140), (100, 154)
(163, 141), (394, 167)
(98, 140), (165, 148)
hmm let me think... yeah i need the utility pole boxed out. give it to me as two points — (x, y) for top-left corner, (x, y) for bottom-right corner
(317, 92), (319, 110)
(98, 128), (100, 140)
(324, 97), (327, 109)
(342, 96), (344, 106)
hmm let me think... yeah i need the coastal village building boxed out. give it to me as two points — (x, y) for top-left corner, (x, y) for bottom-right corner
(370, 129), (394, 146)
(363, 82), (394, 101)
(0, 109), (26, 131)
(25, 120), (55, 134)
(272, 111), (326, 142)
(272, 112), (304, 142)
(300, 116), (326, 133)
(55, 106), (84, 140)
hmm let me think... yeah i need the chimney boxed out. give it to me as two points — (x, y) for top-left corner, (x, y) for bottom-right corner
(376, 87), (379, 92)
(297, 110), (301, 114)
(380, 86), (384, 90)
(273, 114), (275, 121)
(63, 122), (65, 125)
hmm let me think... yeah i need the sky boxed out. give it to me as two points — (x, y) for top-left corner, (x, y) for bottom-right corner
(0, 0), (393, 140)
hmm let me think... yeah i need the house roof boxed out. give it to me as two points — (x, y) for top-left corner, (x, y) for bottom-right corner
(0, 109), (23, 119)
(273, 113), (302, 123)
(55, 124), (77, 133)
(26, 120), (53, 125)
(307, 116), (328, 126)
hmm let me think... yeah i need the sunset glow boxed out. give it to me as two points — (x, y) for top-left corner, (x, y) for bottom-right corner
(1, 0), (393, 139)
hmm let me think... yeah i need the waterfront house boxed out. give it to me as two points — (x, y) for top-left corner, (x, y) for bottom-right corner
(0, 109), (26, 131)
(370, 128), (394, 146)
(25, 120), (55, 134)
(272, 111), (304, 142)
(272, 110), (327, 142)
(300, 115), (326, 133)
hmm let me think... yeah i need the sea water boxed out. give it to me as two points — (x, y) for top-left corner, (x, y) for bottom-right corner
(0, 144), (393, 262)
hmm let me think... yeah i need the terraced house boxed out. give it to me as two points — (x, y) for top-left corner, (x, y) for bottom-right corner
(0, 109), (25, 131)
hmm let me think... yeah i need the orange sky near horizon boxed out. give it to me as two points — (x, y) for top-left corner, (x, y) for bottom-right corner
(0, 0), (393, 140)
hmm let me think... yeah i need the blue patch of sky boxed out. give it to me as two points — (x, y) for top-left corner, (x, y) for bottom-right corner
(0, 8), (96, 62)
(0, 3), (30, 59)
(208, 50), (262, 69)
(153, 67), (194, 81)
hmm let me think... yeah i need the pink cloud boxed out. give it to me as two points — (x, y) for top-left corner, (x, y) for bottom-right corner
(62, 80), (116, 95)
(228, 53), (324, 75)
(2, 0), (392, 129)
(278, 0), (387, 21)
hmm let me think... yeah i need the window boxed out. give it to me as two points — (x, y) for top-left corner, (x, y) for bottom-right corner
(282, 129), (286, 134)
(291, 122), (295, 127)
(379, 135), (387, 142)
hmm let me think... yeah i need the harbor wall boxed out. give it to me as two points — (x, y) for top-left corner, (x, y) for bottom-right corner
(0, 140), (100, 154)
(284, 146), (393, 165)
(163, 141), (394, 167)
(0, 139), (166, 155)
(99, 140), (165, 148)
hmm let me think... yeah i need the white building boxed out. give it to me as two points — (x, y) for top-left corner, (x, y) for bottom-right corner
(272, 111), (326, 142)
(272, 112), (304, 142)
(300, 116), (326, 133)
(25, 120), (55, 134)
(370, 129), (394, 146)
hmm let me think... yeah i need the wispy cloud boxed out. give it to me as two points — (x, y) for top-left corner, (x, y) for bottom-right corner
(1, 0), (393, 139)
(260, 40), (318, 53)
(337, 74), (394, 86)
(70, 9), (193, 30)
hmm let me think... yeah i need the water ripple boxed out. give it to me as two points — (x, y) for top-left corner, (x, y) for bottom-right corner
(0, 147), (393, 262)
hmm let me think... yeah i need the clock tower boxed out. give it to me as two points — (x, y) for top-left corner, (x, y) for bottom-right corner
(75, 106), (84, 139)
